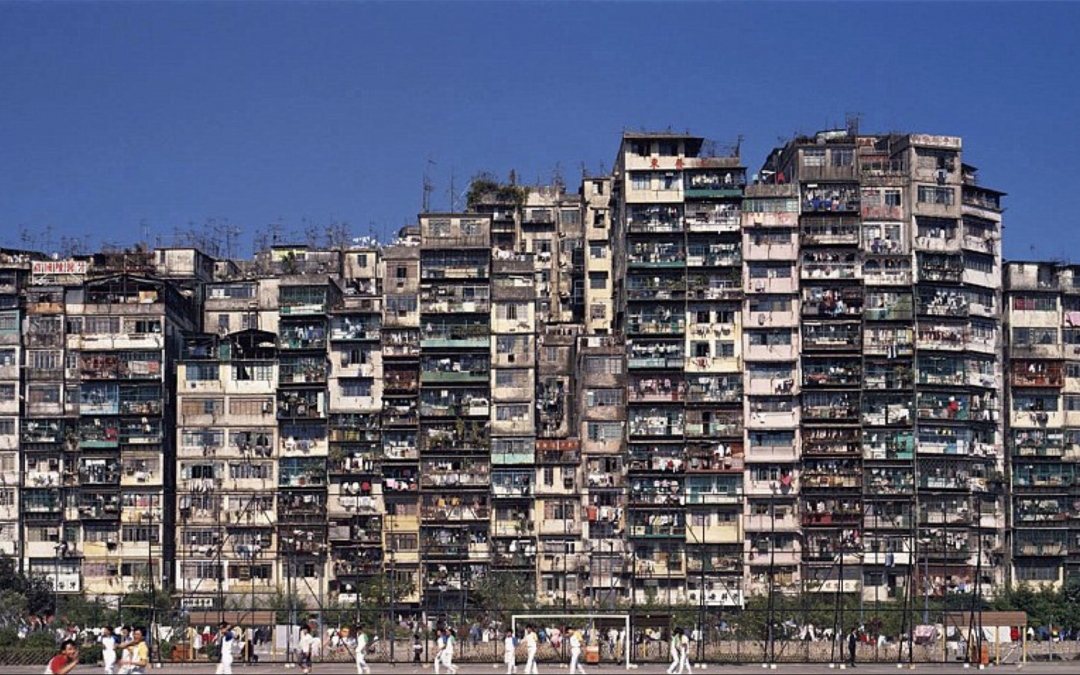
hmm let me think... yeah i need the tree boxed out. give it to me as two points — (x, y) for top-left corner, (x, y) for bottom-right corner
(0, 555), (54, 619)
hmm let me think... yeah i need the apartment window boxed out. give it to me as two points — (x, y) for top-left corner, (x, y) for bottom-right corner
(589, 245), (607, 259)
(0, 488), (14, 508)
(230, 397), (272, 416)
(209, 283), (256, 299)
(217, 314), (230, 333)
(585, 356), (623, 375)
(544, 500), (575, 520)
(1012, 394), (1059, 412)
(0, 418), (14, 435)
(496, 404), (529, 421)
(341, 379), (373, 398)
(0, 313), (17, 333)
(229, 462), (272, 480)
(233, 364), (273, 381)
(0, 385), (14, 402)
(749, 297), (792, 312)
(1012, 327), (1058, 345)
(830, 148), (854, 167)
(356, 253), (368, 268)
(1065, 329), (1080, 346)
(28, 385), (60, 404)
(750, 431), (795, 448)
(1015, 564), (1059, 582)
(630, 173), (650, 191)
(0, 349), (14, 366)
(1065, 396), (1080, 412)
(589, 272), (608, 290)
(121, 525), (160, 543)
(181, 398), (223, 417)
(586, 389), (624, 408)
(1012, 295), (1057, 311)
(751, 230), (791, 246)
(590, 304), (607, 320)
(1067, 363), (1080, 379)
(747, 330), (792, 346)
(495, 370), (528, 388)
(83, 316), (121, 334)
(428, 219), (451, 237)
(713, 341), (735, 357)
(498, 303), (523, 321)
(803, 148), (825, 167)
(592, 181), (605, 196)
(29, 350), (62, 371)
(386, 295), (418, 315)
(749, 264), (791, 279)
(186, 364), (220, 381)
(917, 186), (954, 205)
(587, 422), (623, 442)
(917, 149), (956, 170)
(884, 189), (902, 206)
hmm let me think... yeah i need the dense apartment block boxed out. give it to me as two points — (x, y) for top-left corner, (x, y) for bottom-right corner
(0, 125), (1033, 615)
(1004, 261), (1080, 587)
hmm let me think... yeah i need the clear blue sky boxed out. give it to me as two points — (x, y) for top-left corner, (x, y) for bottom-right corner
(1, 1), (1077, 259)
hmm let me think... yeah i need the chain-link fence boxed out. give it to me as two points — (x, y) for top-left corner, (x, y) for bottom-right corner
(137, 603), (1071, 666)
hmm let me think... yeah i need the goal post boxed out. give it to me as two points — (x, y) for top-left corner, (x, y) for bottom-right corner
(511, 613), (632, 670)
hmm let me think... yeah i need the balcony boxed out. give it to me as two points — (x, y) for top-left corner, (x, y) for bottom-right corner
(626, 275), (685, 302)
(627, 340), (683, 369)
(1011, 361), (1063, 388)
(627, 317), (684, 336)
(685, 206), (741, 233)
(419, 323), (488, 350)
(419, 355), (489, 384)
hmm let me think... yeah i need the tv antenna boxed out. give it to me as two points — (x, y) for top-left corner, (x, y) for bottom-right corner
(423, 158), (436, 213)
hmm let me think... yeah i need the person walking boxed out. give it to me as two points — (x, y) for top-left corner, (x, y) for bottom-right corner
(298, 626), (316, 675)
(523, 625), (539, 675)
(678, 629), (692, 674)
(354, 626), (371, 675)
(441, 628), (458, 674)
(568, 628), (586, 675)
(100, 627), (117, 675)
(847, 628), (858, 668)
(503, 629), (517, 675)
(412, 633), (423, 664)
(433, 629), (445, 675)
(125, 629), (150, 675)
(666, 629), (682, 674)
(216, 622), (235, 675)
(45, 639), (80, 675)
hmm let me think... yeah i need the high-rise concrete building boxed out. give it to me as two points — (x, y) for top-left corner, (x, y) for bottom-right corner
(0, 126), (1019, 615)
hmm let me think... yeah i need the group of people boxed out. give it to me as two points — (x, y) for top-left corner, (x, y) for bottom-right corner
(666, 628), (693, 674)
(504, 624), (587, 675)
(46, 626), (149, 675)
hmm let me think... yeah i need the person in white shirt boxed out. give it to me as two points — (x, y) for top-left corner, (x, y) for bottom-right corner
(101, 626), (117, 674)
(678, 630), (692, 674)
(433, 629), (445, 675)
(568, 629), (586, 675)
(216, 622), (235, 675)
(667, 628), (682, 675)
(504, 629), (517, 674)
(441, 628), (458, 674)
(524, 625), (539, 675)
(355, 626), (371, 674)
(298, 626), (316, 675)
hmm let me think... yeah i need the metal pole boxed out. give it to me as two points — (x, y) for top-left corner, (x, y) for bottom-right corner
(698, 509), (706, 664)
(389, 551), (396, 664)
(766, 492), (777, 664)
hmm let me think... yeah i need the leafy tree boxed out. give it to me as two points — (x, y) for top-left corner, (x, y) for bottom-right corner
(0, 555), (54, 619)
